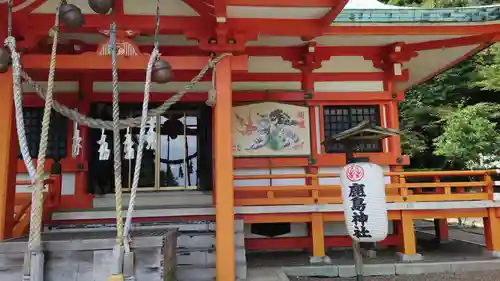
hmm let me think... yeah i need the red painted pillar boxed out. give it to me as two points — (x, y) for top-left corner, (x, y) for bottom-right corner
(71, 76), (92, 208)
(0, 70), (18, 240)
(434, 219), (449, 242)
(214, 56), (235, 281)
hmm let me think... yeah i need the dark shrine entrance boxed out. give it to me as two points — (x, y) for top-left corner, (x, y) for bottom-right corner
(87, 102), (213, 194)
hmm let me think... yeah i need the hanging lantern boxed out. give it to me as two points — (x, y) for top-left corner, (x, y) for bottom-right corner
(88, 0), (114, 15)
(152, 59), (173, 84)
(59, 3), (85, 29)
(340, 162), (388, 243)
(0, 47), (11, 73)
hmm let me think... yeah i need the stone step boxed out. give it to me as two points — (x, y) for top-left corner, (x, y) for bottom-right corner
(45, 216), (247, 280)
(177, 247), (247, 266)
(51, 205), (216, 221)
(177, 263), (248, 281)
(47, 220), (220, 232)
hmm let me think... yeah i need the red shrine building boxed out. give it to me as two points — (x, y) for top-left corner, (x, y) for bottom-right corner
(1, 0), (500, 280)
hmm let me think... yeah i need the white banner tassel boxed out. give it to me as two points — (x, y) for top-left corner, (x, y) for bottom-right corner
(123, 127), (135, 160)
(71, 120), (82, 158)
(144, 117), (157, 150)
(97, 128), (111, 161)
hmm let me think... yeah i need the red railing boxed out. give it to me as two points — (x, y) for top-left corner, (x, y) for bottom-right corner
(13, 174), (62, 237)
(233, 170), (496, 206)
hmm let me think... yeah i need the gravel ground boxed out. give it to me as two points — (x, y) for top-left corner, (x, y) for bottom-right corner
(289, 270), (500, 281)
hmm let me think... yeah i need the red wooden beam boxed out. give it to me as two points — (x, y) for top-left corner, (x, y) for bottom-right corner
(81, 90), (398, 103)
(26, 43), (383, 59)
(25, 69), (384, 82)
(214, 0), (227, 18)
(21, 53), (248, 71)
(13, 12), (500, 38)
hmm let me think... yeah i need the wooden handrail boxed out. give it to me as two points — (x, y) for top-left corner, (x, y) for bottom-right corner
(13, 174), (63, 237)
(234, 169), (498, 180)
(233, 169), (496, 206)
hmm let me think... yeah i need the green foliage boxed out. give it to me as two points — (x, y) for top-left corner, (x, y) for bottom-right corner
(433, 103), (500, 166)
(381, 0), (500, 169)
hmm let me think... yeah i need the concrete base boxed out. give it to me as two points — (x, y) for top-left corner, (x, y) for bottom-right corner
(396, 252), (423, 262)
(281, 259), (500, 279)
(363, 249), (377, 258)
(485, 250), (500, 259)
(309, 255), (332, 264)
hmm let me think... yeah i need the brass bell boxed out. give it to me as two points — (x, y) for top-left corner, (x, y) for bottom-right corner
(59, 3), (85, 29)
(88, 0), (114, 15)
(152, 60), (173, 84)
(0, 47), (11, 73)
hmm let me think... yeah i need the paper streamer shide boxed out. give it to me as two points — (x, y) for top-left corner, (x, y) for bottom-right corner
(340, 162), (389, 243)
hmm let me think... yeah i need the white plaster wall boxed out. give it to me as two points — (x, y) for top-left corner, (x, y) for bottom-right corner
(314, 81), (384, 92)
(234, 168), (306, 187)
(15, 173), (76, 195)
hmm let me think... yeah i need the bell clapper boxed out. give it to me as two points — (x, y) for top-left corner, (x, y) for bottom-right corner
(152, 59), (173, 84)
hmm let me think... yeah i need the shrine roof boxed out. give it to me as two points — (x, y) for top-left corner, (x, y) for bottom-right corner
(7, 0), (500, 94)
(339, 0), (500, 23)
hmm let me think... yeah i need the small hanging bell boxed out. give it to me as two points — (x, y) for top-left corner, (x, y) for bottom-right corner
(152, 59), (173, 84)
(59, 3), (85, 29)
(0, 47), (11, 73)
(88, 0), (114, 15)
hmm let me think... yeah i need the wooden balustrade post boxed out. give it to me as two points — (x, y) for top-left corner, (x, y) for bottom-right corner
(396, 211), (423, 262)
(310, 213), (329, 264)
(484, 207), (500, 257)
(0, 70), (17, 240)
(433, 176), (449, 242)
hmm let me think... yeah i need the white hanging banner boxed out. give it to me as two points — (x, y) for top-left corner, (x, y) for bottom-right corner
(145, 117), (157, 150)
(71, 120), (82, 158)
(123, 127), (135, 160)
(97, 129), (111, 161)
(340, 162), (388, 243)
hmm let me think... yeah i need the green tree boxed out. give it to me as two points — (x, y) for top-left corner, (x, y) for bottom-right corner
(381, 0), (500, 169)
(433, 103), (500, 167)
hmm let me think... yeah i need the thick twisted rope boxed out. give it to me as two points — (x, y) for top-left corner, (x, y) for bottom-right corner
(20, 53), (230, 130)
(4, 38), (36, 183)
(29, 2), (61, 252)
(109, 22), (124, 248)
(122, 48), (159, 252)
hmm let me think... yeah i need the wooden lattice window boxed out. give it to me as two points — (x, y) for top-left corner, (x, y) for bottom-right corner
(323, 105), (382, 153)
(18, 108), (69, 159)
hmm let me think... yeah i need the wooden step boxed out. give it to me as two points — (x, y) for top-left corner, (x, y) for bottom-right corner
(51, 205), (215, 221)
(92, 191), (213, 208)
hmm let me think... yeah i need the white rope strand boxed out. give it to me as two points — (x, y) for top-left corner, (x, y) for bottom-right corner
(30, 6), (60, 252)
(20, 54), (231, 129)
(4, 37), (36, 183)
(123, 48), (159, 252)
(109, 22), (125, 248)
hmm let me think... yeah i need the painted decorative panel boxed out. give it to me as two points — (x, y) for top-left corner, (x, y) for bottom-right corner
(232, 102), (311, 157)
